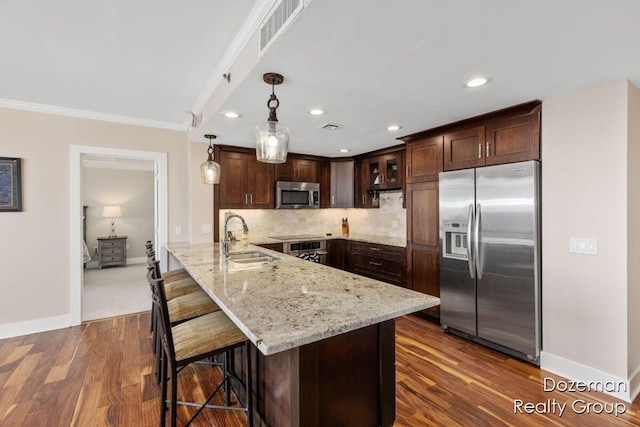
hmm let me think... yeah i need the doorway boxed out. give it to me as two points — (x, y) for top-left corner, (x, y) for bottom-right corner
(69, 145), (168, 326)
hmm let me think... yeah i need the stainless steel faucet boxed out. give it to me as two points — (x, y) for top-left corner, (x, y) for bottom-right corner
(222, 214), (249, 258)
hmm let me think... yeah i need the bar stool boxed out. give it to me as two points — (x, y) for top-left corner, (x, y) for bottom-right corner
(147, 267), (253, 427)
(148, 260), (221, 383)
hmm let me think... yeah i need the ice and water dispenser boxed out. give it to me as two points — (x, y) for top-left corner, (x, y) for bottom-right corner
(442, 220), (469, 260)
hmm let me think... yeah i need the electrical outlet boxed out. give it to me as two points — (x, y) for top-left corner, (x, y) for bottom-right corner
(175, 226), (183, 236)
(569, 238), (598, 255)
(202, 224), (213, 234)
(391, 220), (399, 229)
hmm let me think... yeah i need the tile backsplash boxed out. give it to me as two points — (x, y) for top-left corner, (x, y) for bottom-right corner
(220, 190), (406, 240)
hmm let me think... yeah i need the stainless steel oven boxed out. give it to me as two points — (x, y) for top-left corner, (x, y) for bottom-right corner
(282, 239), (327, 264)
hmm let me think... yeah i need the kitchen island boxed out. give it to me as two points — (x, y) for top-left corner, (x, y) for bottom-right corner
(165, 242), (439, 427)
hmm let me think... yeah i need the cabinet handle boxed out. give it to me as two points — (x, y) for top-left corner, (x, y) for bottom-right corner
(486, 142), (490, 157)
(244, 194), (248, 204)
(250, 193), (253, 204)
(406, 165), (409, 177)
(369, 261), (383, 266)
(331, 195), (335, 205)
(478, 144), (482, 159)
(369, 247), (381, 251)
(362, 195), (366, 205)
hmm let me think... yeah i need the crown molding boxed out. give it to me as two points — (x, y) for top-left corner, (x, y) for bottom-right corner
(0, 98), (187, 131)
(189, 0), (279, 117)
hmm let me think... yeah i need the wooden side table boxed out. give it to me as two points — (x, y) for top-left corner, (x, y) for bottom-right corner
(97, 236), (128, 269)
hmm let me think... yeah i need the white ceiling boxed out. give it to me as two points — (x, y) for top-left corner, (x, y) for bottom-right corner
(3, 1), (640, 156)
(0, 0), (259, 125)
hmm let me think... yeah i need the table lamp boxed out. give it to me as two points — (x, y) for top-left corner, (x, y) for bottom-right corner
(102, 205), (121, 237)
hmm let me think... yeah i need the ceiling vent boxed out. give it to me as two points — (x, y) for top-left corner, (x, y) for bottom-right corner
(320, 123), (342, 130)
(259, 0), (303, 55)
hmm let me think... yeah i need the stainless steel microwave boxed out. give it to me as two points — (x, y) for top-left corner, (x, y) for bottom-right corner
(275, 181), (320, 209)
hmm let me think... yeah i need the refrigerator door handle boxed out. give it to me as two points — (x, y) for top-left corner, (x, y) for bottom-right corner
(467, 204), (475, 279)
(475, 203), (482, 279)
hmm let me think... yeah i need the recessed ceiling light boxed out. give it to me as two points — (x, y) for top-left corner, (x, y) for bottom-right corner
(386, 125), (402, 131)
(308, 108), (326, 116)
(339, 149), (351, 153)
(463, 77), (491, 88)
(223, 111), (241, 118)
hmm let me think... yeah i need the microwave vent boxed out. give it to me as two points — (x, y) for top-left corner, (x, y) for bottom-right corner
(260, 0), (303, 54)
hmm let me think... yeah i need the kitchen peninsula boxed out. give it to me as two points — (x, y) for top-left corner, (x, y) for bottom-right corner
(165, 242), (439, 427)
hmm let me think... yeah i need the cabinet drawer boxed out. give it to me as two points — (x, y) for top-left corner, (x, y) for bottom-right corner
(101, 239), (125, 248)
(101, 248), (124, 256)
(101, 255), (124, 263)
(351, 253), (405, 286)
(350, 241), (405, 260)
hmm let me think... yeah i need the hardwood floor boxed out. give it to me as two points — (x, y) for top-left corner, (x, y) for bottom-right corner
(0, 312), (638, 426)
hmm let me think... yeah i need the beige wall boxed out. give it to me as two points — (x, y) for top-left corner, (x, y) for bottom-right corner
(0, 107), (189, 328)
(628, 81), (640, 387)
(189, 141), (214, 243)
(541, 80), (630, 380)
(83, 167), (154, 259)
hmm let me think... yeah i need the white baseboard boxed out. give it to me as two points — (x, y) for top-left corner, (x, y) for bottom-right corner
(541, 351), (634, 402)
(0, 314), (71, 340)
(629, 365), (640, 403)
(85, 257), (146, 269)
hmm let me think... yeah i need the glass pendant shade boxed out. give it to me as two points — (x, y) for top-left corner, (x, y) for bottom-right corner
(255, 120), (289, 163)
(201, 134), (220, 184)
(200, 158), (220, 184)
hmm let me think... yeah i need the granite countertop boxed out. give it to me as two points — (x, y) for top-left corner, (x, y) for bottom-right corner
(251, 233), (407, 248)
(165, 242), (439, 356)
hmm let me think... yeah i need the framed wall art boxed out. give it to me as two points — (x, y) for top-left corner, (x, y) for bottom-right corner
(0, 157), (22, 212)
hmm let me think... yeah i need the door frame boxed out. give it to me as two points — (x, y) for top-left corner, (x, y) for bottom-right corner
(69, 145), (168, 325)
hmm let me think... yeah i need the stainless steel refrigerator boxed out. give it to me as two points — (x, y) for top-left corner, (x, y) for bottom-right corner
(439, 160), (541, 364)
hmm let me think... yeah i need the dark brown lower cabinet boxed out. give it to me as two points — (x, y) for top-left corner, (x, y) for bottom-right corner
(256, 242), (284, 253)
(349, 241), (406, 287)
(326, 239), (347, 270)
(407, 181), (440, 319)
(231, 320), (396, 427)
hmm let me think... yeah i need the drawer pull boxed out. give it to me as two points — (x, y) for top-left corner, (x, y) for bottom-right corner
(369, 247), (381, 251)
(369, 261), (383, 266)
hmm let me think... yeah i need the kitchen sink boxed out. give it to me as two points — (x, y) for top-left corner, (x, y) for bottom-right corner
(227, 251), (279, 266)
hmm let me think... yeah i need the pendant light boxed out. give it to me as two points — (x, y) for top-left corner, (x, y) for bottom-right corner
(200, 134), (220, 184)
(255, 72), (289, 164)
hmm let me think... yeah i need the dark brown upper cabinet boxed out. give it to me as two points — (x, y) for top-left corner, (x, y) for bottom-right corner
(442, 105), (541, 171)
(275, 158), (317, 182)
(405, 135), (444, 183)
(218, 149), (274, 209)
(443, 125), (486, 171)
(485, 110), (540, 166)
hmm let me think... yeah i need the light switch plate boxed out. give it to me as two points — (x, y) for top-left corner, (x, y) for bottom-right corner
(175, 226), (183, 236)
(202, 224), (213, 234)
(569, 238), (598, 255)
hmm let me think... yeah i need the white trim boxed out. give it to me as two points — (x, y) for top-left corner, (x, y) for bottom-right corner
(0, 98), (186, 131)
(189, 0), (279, 119)
(541, 351), (633, 402)
(70, 145), (168, 326)
(0, 314), (71, 340)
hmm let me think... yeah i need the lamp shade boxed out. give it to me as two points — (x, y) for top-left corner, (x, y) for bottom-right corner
(102, 205), (121, 218)
(255, 120), (289, 163)
(201, 158), (221, 184)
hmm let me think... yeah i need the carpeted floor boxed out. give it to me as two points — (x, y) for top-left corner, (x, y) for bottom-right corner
(82, 263), (150, 321)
